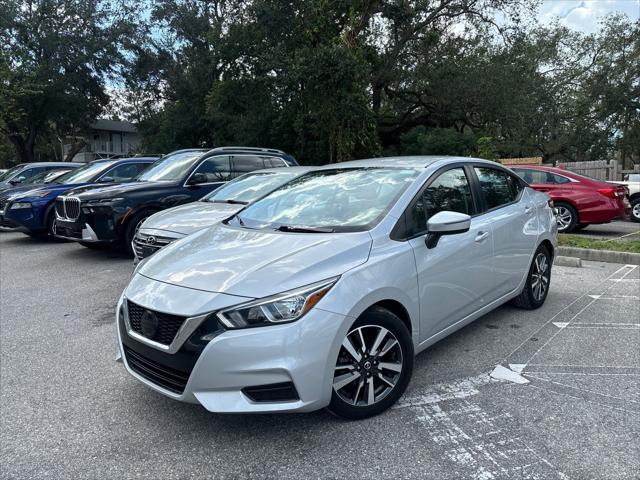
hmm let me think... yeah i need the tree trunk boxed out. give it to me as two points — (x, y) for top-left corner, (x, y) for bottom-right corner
(64, 139), (87, 162)
(8, 134), (34, 163)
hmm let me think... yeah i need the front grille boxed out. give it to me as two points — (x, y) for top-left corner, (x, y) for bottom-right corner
(55, 198), (65, 218)
(133, 232), (174, 260)
(56, 196), (81, 220)
(127, 300), (186, 345)
(123, 346), (189, 394)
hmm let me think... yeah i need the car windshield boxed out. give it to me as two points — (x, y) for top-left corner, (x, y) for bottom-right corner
(29, 169), (68, 184)
(203, 171), (300, 205)
(54, 161), (115, 184)
(232, 167), (419, 232)
(0, 165), (25, 181)
(136, 151), (204, 182)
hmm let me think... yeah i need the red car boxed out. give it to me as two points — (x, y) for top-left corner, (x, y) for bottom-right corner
(511, 165), (628, 233)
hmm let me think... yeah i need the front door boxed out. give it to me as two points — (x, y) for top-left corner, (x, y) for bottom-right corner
(406, 167), (495, 343)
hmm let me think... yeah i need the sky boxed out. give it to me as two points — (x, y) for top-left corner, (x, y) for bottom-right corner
(538, 0), (639, 33)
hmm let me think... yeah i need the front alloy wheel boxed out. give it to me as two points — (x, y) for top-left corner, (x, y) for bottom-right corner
(329, 307), (413, 419)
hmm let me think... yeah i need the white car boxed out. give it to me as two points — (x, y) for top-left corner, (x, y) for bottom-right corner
(133, 167), (314, 262)
(116, 156), (557, 419)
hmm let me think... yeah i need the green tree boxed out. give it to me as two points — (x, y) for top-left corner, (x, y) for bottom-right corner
(0, 0), (137, 163)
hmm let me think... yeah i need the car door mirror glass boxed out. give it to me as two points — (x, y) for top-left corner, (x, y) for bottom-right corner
(188, 172), (208, 185)
(425, 211), (471, 249)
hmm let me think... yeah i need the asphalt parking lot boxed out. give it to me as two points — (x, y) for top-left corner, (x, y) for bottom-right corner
(1, 231), (639, 480)
(572, 220), (640, 241)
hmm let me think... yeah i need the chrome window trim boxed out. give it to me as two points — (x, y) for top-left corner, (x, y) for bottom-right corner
(123, 300), (208, 354)
(183, 154), (286, 187)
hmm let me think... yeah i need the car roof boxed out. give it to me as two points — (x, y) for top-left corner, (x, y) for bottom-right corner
(14, 162), (82, 168)
(253, 166), (316, 174)
(313, 156), (500, 170)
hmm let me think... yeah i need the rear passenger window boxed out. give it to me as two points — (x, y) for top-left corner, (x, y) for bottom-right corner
(406, 168), (473, 237)
(232, 156), (266, 175)
(474, 167), (518, 210)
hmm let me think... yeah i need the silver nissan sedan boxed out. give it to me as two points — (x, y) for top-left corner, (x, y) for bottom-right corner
(116, 156), (557, 419)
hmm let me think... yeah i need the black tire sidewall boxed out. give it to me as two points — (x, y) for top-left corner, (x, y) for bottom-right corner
(328, 307), (414, 420)
(527, 245), (552, 308)
(631, 198), (640, 223)
(124, 210), (152, 255)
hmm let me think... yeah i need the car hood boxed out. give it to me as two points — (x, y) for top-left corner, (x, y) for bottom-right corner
(70, 181), (170, 198)
(141, 201), (241, 235)
(138, 224), (372, 298)
(11, 182), (96, 200)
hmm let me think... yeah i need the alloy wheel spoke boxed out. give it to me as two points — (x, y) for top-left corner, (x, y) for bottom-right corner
(379, 338), (398, 357)
(333, 371), (361, 391)
(357, 328), (366, 353)
(366, 377), (375, 405)
(379, 361), (402, 373)
(342, 337), (362, 362)
(377, 372), (395, 388)
(352, 378), (365, 405)
(369, 327), (388, 356)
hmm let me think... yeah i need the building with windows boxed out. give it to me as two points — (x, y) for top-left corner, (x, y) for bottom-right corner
(63, 119), (140, 162)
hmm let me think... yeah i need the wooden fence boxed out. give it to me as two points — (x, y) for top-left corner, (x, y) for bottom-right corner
(556, 160), (637, 181)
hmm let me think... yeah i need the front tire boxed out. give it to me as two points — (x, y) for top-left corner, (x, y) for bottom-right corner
(630, 197), (640, 223)
(511, 244), (552, 310)
(123, 210), (152, 256)
(555, 202), (578, 233)
(328, 307), (413, 420)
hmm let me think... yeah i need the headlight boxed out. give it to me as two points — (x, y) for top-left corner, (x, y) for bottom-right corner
(217, 277), (339, 329)
(10, 202), (31, 209)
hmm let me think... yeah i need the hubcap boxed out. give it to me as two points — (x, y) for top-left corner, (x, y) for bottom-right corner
(556, 206), (573, 231)
(531, 252), (550, 301)
(333, 325), (403, 407)
(633, 203), (640, 220)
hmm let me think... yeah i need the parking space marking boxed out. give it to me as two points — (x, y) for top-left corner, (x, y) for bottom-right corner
(503, 264), (638, 368)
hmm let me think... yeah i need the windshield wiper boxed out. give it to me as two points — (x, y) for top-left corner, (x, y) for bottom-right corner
(212, 199), (248, 205)
(277, 225), (334, 233)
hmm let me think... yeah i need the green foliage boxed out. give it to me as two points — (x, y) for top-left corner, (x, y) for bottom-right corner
(399, 127), (474, 156)
(476, 137), (499, 161)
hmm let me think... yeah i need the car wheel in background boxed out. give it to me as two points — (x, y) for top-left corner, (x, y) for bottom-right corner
(631, 198), (640, 223)
(511, 244), (552, 310)
(555, 202), (578, 233)
(123, 211), (152, 256)
(328, 306), (413, 420)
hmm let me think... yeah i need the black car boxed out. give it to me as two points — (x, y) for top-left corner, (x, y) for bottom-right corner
(54, 147), (298, 253)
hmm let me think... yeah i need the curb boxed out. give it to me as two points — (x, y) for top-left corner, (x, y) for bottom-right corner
(554, 255), (582, 268)
(557, 246), (640, 265)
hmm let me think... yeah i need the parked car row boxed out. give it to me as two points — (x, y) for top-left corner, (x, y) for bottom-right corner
(5, 152), (633, 419)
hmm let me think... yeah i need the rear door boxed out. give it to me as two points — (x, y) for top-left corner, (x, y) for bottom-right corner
(473, 166), (538, 298)
(404, 166), (495, 342)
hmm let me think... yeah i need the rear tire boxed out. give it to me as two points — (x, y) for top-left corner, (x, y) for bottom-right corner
(511, 244), (552, 310)
(555, 202), (578, 233)
(327, 307), (414, 420)
(631, 197), (640, 223)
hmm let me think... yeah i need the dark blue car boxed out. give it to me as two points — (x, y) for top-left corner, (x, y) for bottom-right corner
(1, 157), (157, 237)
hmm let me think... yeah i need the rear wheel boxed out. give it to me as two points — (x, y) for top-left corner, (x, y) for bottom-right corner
(328, 307), (413, 419)
(511, 244), (552, 310)
(555, 202), (578, 233)
(631, 198), (640, 223)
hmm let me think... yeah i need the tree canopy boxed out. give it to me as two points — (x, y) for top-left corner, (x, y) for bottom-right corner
(1, 0), (638, 167)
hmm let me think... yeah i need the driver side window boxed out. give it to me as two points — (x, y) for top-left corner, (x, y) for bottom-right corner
(407, 168), (473, 237)
(192, 156), (231, 183)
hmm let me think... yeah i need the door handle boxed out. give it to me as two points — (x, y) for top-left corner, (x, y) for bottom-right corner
(475, 231), (490, 242)
(524, 205), (534, 215)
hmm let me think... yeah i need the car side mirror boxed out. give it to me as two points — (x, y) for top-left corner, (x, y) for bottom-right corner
(99, 176), (114, 183)
(188, 173), (208, 185)
(10, 176), (25, 185)
(425, 211), (471, 249)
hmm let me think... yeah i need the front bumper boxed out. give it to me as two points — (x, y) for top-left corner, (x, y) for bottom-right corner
(116, 276), (351, 413)
(132, 228), (185, 264)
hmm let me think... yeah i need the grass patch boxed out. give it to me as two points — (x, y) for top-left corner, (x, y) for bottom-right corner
(559, 234), (640, 253)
